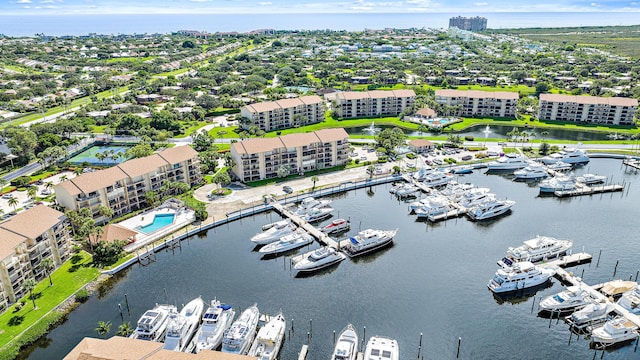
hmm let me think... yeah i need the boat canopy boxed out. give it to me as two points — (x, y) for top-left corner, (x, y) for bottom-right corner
(350, 237), (359, 245)
(219, 304), (232, 310)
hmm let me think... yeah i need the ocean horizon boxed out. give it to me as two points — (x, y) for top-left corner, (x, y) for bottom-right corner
(1, 12), (640, 37)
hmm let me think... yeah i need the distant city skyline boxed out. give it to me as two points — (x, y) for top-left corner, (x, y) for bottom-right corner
(2, 0), (640, 15)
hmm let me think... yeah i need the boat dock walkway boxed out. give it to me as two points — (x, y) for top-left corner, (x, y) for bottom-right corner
(271, 202), (351, 249)
(623, 158), (640, 170)
(554, 183), (624, 197)
(540, 253), (640, 329)
(402, 174), (469, 222)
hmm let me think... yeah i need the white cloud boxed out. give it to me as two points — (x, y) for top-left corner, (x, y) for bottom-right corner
(474, 2), (489, 5)
(258, 1), (272, 5)
(17, 0), (32, 3)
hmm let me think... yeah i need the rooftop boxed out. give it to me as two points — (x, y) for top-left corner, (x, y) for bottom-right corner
(435, 89), (519, 100)
(232, 128), (348, 155)
(0, 205), (66, 240)
(539, 94), (638, 106)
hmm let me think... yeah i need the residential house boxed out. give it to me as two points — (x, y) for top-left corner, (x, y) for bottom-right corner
(408, 139), (436, 153)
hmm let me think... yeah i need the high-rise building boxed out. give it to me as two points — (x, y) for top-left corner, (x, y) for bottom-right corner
(448, 16), (487, 31)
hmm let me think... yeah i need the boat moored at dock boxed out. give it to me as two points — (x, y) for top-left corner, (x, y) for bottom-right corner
(363, 336), (399, 360)
(248, 311), (286, 360)
(130, 304), (177, 342)
(502, 235), (573, 264)
(590, 317), (638, 346)
(331, 324), (359, 360)
(221, 304), (260, 355)
(542, 148), (589, 165)
(486, 153), (529, 171)
(250, 220), (296, 245)
(292, 246), (346, 276)
(616, 284), (640, 315)
(467, 199), (515, 221)
(343, 229), (397, 258)
(303, 207), (334, 223)
(538, 286), (592, 314)
(488, 261), (555, 293)
(320, 218), (350, 234)
(565, 302), (613, 332)
(163, 296), (204, 352)
(192, 300), (236, 353)
(258, 230), (314, 255)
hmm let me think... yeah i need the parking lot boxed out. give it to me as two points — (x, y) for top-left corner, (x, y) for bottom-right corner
(0, 170), (77, 219)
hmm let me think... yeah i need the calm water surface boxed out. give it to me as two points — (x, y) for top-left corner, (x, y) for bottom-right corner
(23, 159), (640, 360)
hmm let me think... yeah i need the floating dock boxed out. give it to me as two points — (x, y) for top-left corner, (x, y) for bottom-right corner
(554, 183), (624, 197)
(539, 253), (640, 330)
(623, 158), (640, 170)
(272, 202), (351, 249)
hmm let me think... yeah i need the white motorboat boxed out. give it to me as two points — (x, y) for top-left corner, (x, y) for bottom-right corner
(294, 197), (332, 215)
(590, 317), (638, 345)
(457, 190), (495, 209)
(414, 198), (453, 220)
(616, 285), (640, 315)
(539, 176), (578, 193)
(409, 194), (448, 212)
(486, 153), (529, 171)
(363, 336), (399, 360)
(293, 246), (346, 276)
(388, 183), (407, 194)
(412, 167), (433, 181)
(566, 302), (612, 331)
(304, 207), (334, 222)
(538, 286), (591, 314)
(439, 182), (475, 200)
(131, 304), (177, 341)
(577, 173), (607, 185)
(320, 218), (350, 234)
(248, 311), (286, 360)
(259, 230), (314, 255)
(546, 161), (573, 171)
(541, 148), (589, 165)
(192, 300), (236, 353)
(502, 235), (573, 264)
(250, 220), (296, 245)
(487, 261), (555, 293)
(343, 228), (397, 258)
(513, 163), (548, 180)
(395, 185), (420, 198)
(467, 199), (515, 221)
(163, 297), (204, 352)
(221, 303), (260, 355)
(422, 171), (453, 187)
(452, 165), (474, 175)
(331, 324), (359, 360)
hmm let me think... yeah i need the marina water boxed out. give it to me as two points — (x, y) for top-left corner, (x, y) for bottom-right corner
(21, 158), (640, 359)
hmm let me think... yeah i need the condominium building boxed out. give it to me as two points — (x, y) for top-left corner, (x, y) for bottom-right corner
(230, 128), (350, 182)
(334, 90), (416, 119)
(240, 95), (325, 132)
(538, 94), (638, 125)
(448, 16), (487, 31)
(434, 90), (519, 118)
(55, 146), (202, 223)
(0, 205), (72, 311)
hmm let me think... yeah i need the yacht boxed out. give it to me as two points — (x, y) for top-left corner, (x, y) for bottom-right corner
(163, 297), (204, 352)
(331, 324), (359, 360)
(486, 153), (529, 171)
(546, 161), (572, 172)
(388, 183), (407, 194)
(221, 304), (260, 355)
(363, 336), (399, 360)
(192, 300), (236, 353)
(295, 197), (332, 215)
(616, 285), (640, 315)
(304, 207), (334, 223)
(566, 302), (612, 331)
(538, 286), (591, 314)
(590, 317), (638, 345)
(131, 304), (177, 341)
(467, 199), (515, 221)
(539, 176), (578, 193)
(395, 185), (420, 198)
(439, 182), (475, 200)
(503, 235), (573, 264)
(248, 311), (286, 360)
(600, 280), (638, 299)
(409, 194), (449, 212)
(293, 246), (346, 276)
(250, 220), (296, 245)
(452, 165), (474, 175)
(422, 171), (453, 187)
(541, 148), (589, 165)
(457, 190), (495, 209)
(487, 261), (555, 293)
(320, 218), (350, 234)
(343, 229), (397, 258)
(576, 173), (607, 185)
(259, 230), (314, 255)
(414, 198), (454, 220)
(513, 163), (548, 180)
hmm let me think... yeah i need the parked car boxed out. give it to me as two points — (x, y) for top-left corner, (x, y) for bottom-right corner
(1, 194), (12, 199)
(283, 185), (293, 194)
(461, 155), (473, 161)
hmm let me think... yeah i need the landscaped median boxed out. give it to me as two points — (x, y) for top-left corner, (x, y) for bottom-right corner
(0, 251), (100, 360)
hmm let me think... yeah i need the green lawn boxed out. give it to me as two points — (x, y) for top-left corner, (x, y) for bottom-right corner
(174, 121), (209, 138)
(0, 251), (99, 349)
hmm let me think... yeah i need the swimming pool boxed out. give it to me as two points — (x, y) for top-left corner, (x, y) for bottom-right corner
(136, 213), (176, 234)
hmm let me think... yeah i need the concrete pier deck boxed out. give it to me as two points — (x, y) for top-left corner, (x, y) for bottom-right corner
(554, 184), (624, 197)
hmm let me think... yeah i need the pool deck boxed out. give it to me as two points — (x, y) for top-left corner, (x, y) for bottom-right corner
(120, 207), (195, 253)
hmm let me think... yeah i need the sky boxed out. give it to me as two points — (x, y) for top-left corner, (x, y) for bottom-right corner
(1, 0), (640, 15)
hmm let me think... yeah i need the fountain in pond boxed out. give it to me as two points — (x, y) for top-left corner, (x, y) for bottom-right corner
(363, 121), (381, 134)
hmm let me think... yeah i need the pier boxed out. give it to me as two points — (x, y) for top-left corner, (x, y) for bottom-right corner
(553, 183), (624, 197)
(623, 158), (640, 170)
(539, 253), (640, 330)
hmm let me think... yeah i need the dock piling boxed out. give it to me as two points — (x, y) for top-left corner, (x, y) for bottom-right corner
(118, 303), (123, 321)
(568, 330), (572, 346)
(581, 268), (585, 280)
(333, 330), (336, 345)
(635, 336), (639, 352)
(636, 270), (639, 282)
(613, 259), (619, 278)
(309, 319), (312, 337)
(362, 326), (366, 352)
(531, 297), (536, 313)
(124, 293), (130, 315)
(456, 337), (461, 358)
(596, 249), (602, 267)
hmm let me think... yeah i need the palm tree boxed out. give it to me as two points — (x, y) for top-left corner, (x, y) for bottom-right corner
(0, 178), (8, 190)
(45, 181), (54, 191)
(60, 175), (68, 182)
(23, 278), (37, 309)
(73, 167), (83, 176)
(366, 165), (376, 180)
(540, 131), (549, 141)
(7, 196), (18, 211)
(310, 175), (319, 191)
(39, 258), (55, 286)
(97, 206), (114, 222)
(95, 152), (105, 167)
(95, 321), (112, 338)
(117, 322), (134, 337)
(27, 186), (37, 201)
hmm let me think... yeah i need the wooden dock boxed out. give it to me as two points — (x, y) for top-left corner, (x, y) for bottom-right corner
(554, 183), (624, 197)
(623, 158), (640, 170)
(271, 202), (351, 249)
(539, 253), (640, 330)
(427, 203), (468, 222)
(297, 345), (308, 360)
